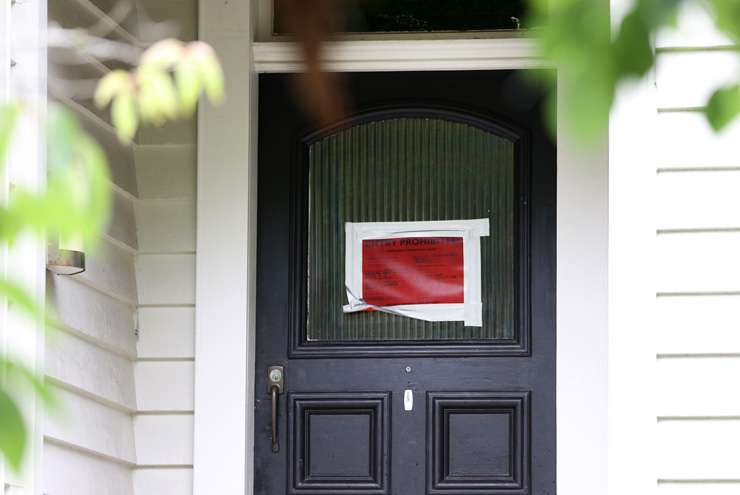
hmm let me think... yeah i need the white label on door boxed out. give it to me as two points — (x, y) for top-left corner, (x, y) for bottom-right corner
(404, 389), (413, 411)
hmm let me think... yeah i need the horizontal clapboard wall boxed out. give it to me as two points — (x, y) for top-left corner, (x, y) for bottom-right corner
(654, 4), (740, 494)
(133, 124), (197, 494)
(44, 132), (139, 495)
(45, 0), (199, 494)
(133, 142), (196, 491)
(45, 0), (143, 493)
(130, 1), (198, 490)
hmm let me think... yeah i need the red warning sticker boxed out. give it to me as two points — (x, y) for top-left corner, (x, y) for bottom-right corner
(362, 236), (464, 307)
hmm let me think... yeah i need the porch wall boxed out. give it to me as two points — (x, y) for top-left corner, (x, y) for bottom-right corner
(43, 1), (198, 493)
(132, 125), (197, 493)
(44, 1), (140, 493)
(132, 1), (198, 492)
(653, 6), (740, 493)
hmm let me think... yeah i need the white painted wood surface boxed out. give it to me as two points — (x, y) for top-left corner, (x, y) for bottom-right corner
(48, 274), (137, 357)
(136, 307), (194, 359)
(656, 295), (740, 354)
(195, 1), (257, 493)
(45, 387), (137, 464)
(137, 118), (196, 145)
(608, 72), (658, 494)
(653, 11), (740, 492)
(658, 420), (740, 479)
(46, 330), (136, 411)
(79, 238), (138, 304)
(134, 145), (196, 199)
(658, 482), (740, 494)
(135, 361), (194, 412)
(136, 254), (195, 305)
(44, 3), (141, 492)
(657, 170), (740, 230)
(110, 192), (138, 251)
(134, 468), (193, 494)
(137, 0), (197, 42)
(656, 232), (740, 293)
(658, 357), (740, 416)
(253, 38), (545, 72)
(134, 415), (194, 466)
(135, 199), (196, 253)
(656, 112), (740, 169)
(656, 51), (740, 109)
(131, 8), (199, 483)
(73, 105), (138, 197)
(43, 443), (134, 495)
(656, 3), (735, 49)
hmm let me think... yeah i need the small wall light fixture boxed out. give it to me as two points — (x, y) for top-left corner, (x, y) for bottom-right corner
(46, 238), (85, 275)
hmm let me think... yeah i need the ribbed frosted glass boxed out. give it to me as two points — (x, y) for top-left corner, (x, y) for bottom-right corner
(306, 118), (515, 342)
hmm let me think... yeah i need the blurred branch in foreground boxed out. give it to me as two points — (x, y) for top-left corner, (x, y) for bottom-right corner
(273, 0), (740, 138)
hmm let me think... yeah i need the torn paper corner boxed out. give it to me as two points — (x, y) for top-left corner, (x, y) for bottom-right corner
(343, 219), (490, 327)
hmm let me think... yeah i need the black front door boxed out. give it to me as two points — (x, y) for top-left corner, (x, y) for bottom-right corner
(254, 71), (555, 495)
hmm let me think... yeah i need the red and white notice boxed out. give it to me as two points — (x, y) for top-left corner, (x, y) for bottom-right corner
(344, 219), (489, 326)
(362, 237), (464, 307)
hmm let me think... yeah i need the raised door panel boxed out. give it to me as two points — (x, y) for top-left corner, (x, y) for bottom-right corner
(428, 392), (530, 495)
(289, 393), (390, 495)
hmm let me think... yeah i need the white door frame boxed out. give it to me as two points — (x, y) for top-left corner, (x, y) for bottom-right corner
(195, 2), (610, 493)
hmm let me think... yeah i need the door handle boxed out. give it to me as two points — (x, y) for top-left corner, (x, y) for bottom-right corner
(267, 366), (284, 453)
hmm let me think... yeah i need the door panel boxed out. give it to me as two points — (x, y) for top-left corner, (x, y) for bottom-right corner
(428, 392), (530, 494)
(255, 71), (555, 495)
(289, 393), (390, 494)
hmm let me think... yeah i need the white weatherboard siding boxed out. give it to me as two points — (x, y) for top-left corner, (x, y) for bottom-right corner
(45, 0), (199, 490)
(44, 176), (139, 494)
(43, 0), (142, 492)
(43, 1), (200, 493)
(132, 1), (198, 487)
(133, 141), (196, 491)
(654, 5), (740, 494)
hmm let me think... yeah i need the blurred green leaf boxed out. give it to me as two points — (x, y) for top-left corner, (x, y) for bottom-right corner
(191, 42), (225, 104)
(705, 84), (740, 131)
(0, 41), (226, 472)
(94, 40), (224, 141)
(138, 67), (179, 125)
(0, 388), (27, 473)
(175, 58), (201, 114)
(94, 70), (133, 109)
(2, 357), (58, 412)
(1, 105), (111, 247)
(528, 0), (716, 140)
(111, 91), (138, 142)
(140, 39), (185, 69)
(708, 0), (740, 41)
(0, 279), (45, 326)
(612, 10), (655, 78)
(530, 0), (613, 139)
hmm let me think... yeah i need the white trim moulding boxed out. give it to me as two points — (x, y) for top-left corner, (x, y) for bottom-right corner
(253, 38), (546, 73)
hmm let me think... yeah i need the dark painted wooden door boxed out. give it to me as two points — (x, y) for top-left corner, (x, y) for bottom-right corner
(254, 71), (555, 495)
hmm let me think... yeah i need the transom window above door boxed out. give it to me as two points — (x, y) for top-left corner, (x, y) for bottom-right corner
(271, 0), (534, 35)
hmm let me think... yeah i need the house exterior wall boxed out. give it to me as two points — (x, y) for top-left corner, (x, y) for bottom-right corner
(11, 0), (738, 493)
(132, 136), (196, 494)
(43, 1), (139, 494)
(653, 5), (740, 493)
(132, 1), (198, 493)
(43, 1), (199, 494)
